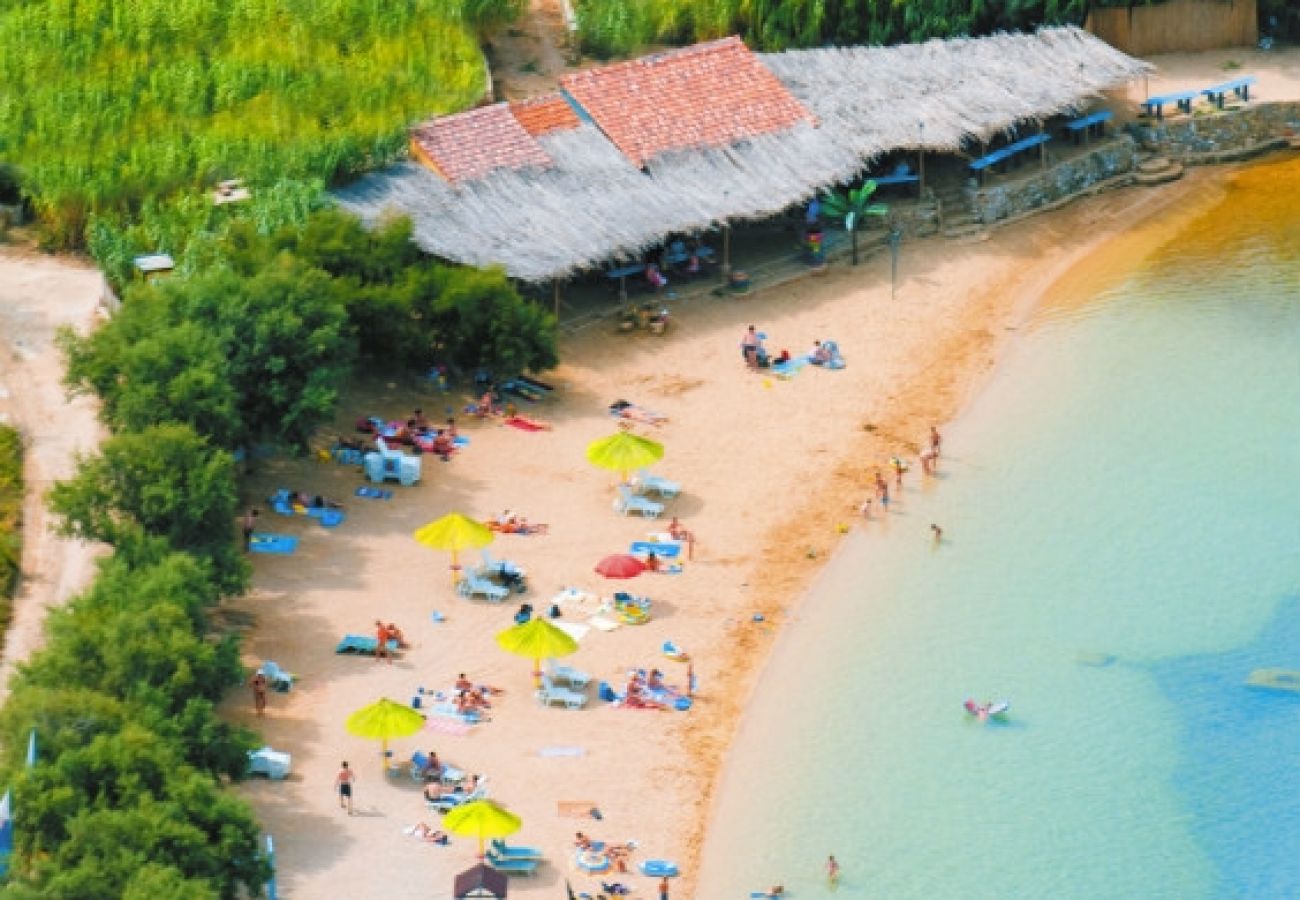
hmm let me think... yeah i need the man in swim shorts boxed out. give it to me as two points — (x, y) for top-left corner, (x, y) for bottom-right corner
(335, 761), (354, 815)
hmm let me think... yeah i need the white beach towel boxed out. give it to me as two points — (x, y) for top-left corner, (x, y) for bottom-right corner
(587, 615), (620, 632)
(554, 621), (590, 643)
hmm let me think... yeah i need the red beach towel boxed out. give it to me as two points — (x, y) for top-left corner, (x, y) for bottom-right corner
(504, 416), (547, 432)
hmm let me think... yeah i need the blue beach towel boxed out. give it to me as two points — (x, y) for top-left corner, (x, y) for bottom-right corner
(629, 541), (681, 559)
(355, 487), (393, 500)
(249, 534), (298, 555)
(453, 435), (470, 447)
(771, 355), (812, 377)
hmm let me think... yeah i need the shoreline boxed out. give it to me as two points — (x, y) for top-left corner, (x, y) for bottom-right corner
(677, 162), (1244, 893)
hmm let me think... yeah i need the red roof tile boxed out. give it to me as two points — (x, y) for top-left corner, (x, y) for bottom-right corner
(410, 103), (553, 183)
(510, 94), (582, 136)
(560, 36), (814, 168)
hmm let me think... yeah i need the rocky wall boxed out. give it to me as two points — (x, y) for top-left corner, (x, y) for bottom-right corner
(967, 137), (1139, 226)
(1127, 100), (1300, 161)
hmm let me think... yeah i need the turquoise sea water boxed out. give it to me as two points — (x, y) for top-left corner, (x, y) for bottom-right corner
(696, 161), (1300, 899)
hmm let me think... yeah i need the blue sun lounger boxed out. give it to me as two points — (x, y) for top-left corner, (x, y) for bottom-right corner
(485, 850), (539, 875)
(491, 838), (544, 860)
(630, 540), (681, 559)
(249, 534), (298, 555)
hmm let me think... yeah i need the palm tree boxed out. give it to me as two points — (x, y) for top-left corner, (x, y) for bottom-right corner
(822, 180), (889, 266)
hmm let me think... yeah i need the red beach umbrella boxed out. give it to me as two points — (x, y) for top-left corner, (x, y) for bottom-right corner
(595, 554), (646, 579)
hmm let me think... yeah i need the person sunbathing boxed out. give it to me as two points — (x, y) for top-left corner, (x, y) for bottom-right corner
(575, 832), (594, 850)
(406, 822), (449, 843)
(810, 340), (832, 365)
(504, 413), (552, 431)
(647, 669), (665, 690)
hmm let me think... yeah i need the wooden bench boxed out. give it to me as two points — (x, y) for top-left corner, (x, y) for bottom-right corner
(606, 262), (646, 301)
(1201, 75), (1257, 110)
(1141, 89), (1199, 120)
(969, 133), (1052, 181)
(1064, 110), (1113, 144)
(662, 244), (716, 268)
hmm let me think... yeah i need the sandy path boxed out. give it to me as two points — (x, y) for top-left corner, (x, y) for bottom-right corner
(0, 249), (107, 696)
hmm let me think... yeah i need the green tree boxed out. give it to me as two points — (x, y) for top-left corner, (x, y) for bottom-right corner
(47, 424), (246, 591)
(822, 181), (889, 266)
(420, 265), (560, 376)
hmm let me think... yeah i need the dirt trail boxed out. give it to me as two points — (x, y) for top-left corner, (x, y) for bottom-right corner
(487, 0), (576, 100)
(0, 247), (107, 697)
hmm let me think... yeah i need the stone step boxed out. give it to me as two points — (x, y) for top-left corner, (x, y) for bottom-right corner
(1134, 160), (1184, 185)
(943, 222), (988, 239)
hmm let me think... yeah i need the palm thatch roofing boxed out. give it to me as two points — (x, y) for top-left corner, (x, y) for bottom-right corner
(335, 27), (1151, 283)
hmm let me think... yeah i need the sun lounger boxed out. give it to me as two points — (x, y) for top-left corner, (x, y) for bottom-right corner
(335, 635), (399, 655)
(546, 661), (591, 689)
(614, 485), (663, 518)
(633, 469), (680, 499)
(258, 661), (294, 692)
(249, 533), (298, 555)
(485, 850), (539, 875)
(247, 746), (292, 779)
(771, 354), (812, 378)
(481, 549), (524, 579)
(426, 701), (483, 725)
(457, 572), (509, 602)
(630, 540), (680, 559)
(640, 859), (679, 877)
(408, 751), (466, 785)
(428, 776), (488, 813)
(537, 674), (587, 709)
(491, 838), (544, 860)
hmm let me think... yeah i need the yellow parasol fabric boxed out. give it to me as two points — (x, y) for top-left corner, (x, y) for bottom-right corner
(413, 512), (494, 585)
(443, 799), (522, 858)
(345, 697), (426, 771)
(495, 618), (578, 687)
(585, 431), (664, 482)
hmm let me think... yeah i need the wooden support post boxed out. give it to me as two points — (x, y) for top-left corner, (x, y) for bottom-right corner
(1040, 137), (1047, 170)
(918, 151), (926, 195)
(553, 280), (561, 320)
(721, 224), (731, 279)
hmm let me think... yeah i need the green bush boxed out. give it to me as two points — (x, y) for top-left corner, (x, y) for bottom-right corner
(0, 427), (21, 638)
(0, 0), (499, 249)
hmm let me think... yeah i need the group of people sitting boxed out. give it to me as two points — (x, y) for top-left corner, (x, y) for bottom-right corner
(624, 668), (673, 708)
(574, 833), (636, 873)
(286, 490), (343, 510)
(487, 511), (548, 534)
(422, 772), (480, 804)
(453, 673), (501, 716)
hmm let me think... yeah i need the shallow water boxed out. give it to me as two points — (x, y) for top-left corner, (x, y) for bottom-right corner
(697, 157), (1300, 899)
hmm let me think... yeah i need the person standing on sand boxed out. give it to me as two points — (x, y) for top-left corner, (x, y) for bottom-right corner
(335, 761), (354, 815)
(659, 875), (670, 900)
(930, 426), (942, 458)
(931, 524), (943, 546)
(827, 854), (841, 889)
(250, 671), (268, 716)
(374, 619), (391, 664)
(241, 508), (258, 551)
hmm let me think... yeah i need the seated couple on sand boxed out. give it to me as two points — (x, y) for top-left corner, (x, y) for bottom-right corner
(487, 512), (548, 534)
(375, 620), (407, 648)
(424, 773), (479, 804)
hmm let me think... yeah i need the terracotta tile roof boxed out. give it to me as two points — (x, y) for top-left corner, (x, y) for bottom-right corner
(410, 103), (553, 183)
(560, 36), (814, 168)
(510, 94), (582, 136)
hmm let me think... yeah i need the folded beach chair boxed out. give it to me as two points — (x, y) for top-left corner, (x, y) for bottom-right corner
(537, 674), (587, 710)
(490, 838), (544, 860)
(633, 469), (680, 499)
(335, 635), (399, 655)
(457, 572), (509, 603)
(481, 549), (524, 579)
(258, 661), (294, 692)
(247, 746), (292, 779)
(614, 485), (663, 518)
(485, 850), (539, 876)
(546, 660), (591, 689)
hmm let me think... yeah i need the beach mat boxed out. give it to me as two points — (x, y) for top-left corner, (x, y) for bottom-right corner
(249, 534), (298, 555)
(588, 616), (620, 632)
(771, 355), (812, 378)
(539, 746), (586, 758)
(355, 486), (393, 500)
(504, 416), (547, 432)
(557, 800), (598, 819)
(424, 717), (472, 737)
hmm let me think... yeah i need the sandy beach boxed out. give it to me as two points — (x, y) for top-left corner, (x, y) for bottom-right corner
(0, 44), (1288, 900)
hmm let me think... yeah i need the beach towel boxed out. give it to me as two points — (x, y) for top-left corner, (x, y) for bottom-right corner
(553, 622), (591, 644)
(629, 541), (681, 559)
(423, 716), (472, 737)
(249, 534), (298, 555)
(557, 800), (599, 819)
(587, 615), (620, 632)
(355, 487), (392, 500)
(453, 435), (470, 447)
(504, 416), (548, 432)
(771, 354), (812, 378)
(538, 746), (586, 758)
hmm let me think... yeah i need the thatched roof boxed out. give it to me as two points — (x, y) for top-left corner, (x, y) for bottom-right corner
(335, 27), (1151, 283)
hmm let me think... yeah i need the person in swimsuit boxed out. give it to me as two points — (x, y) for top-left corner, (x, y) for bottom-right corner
(335, 761), (354, 814)
(827, 854), (841, 888)
(250, 672), (268, 716)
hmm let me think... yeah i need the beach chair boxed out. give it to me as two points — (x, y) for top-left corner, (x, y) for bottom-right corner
(247, 746), (292, 779)
(485, 850), (539, 876)
(480, 549), (524, 579)
(633, 469), (680, 499)
(546, 660), (591, 689)
(457, 572), (509, 603)
(537, 674), (587, 709)
(490, 838), (543, 860)
(614, 485), (663, 518)
(258, 661), (294, 692)
(428, 776), (488, 813)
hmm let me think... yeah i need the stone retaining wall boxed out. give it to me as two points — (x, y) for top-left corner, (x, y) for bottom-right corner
(967, 137), (1140, 226)
(1127, 101), (1300, 162)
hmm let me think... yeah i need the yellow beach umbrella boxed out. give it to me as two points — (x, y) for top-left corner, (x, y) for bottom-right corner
(345, 697), (426, 771)
(586, 431), (664, 482)
(495, 618), (578, 688)
(414, 512), (494, 585)
(443, 799), (522, 858)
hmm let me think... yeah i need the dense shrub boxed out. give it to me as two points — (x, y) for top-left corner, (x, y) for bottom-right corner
(0, 426), (19, 610)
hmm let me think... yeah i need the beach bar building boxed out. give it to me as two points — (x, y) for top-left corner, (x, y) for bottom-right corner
(336, 27), (1150, 294)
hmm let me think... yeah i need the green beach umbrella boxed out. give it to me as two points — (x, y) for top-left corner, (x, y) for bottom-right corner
(345, 697), (426, 771)
(443, 799), (522, 858)
(586, 431), (664, 482)
(496, 618), (578, 688)
(414, 512), (494, 585)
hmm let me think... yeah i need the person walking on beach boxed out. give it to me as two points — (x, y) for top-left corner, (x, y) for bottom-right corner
(931, 524), (943, 546)
(335, 761), (355, 815)
(659, 875), (671, 900)
(250, 671), (268, 716)
(930, 426), (942, 459)
(240, 507), (258, 552)
(827, 854), (841, 890)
